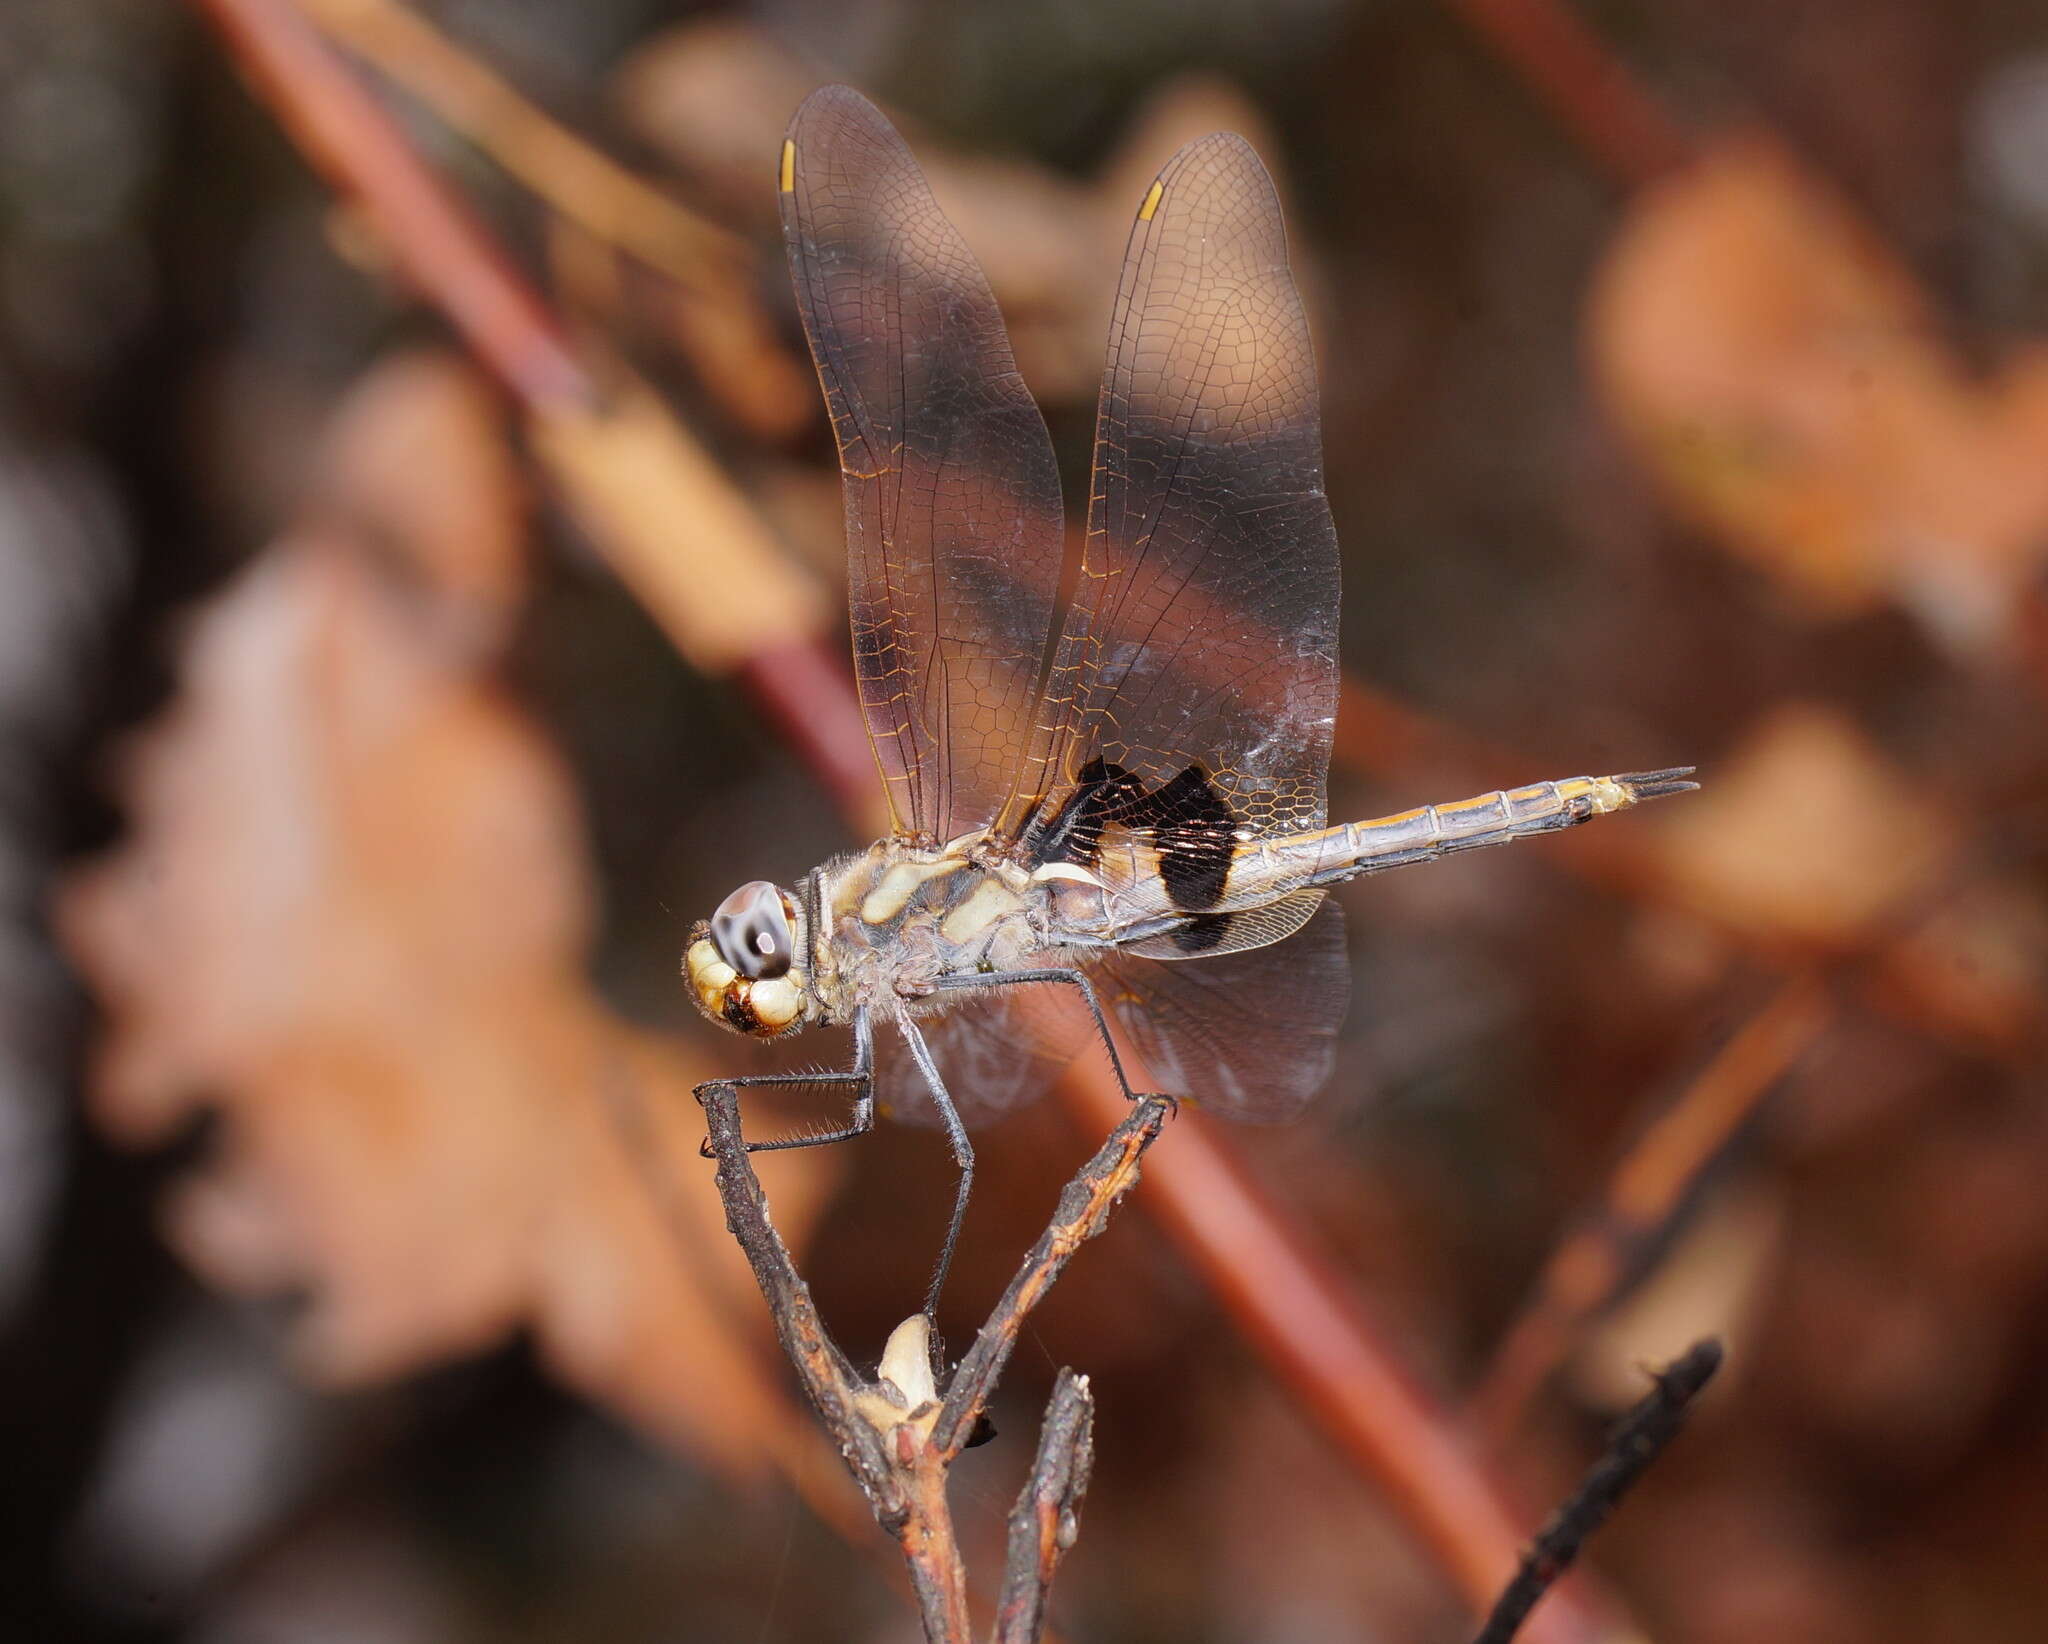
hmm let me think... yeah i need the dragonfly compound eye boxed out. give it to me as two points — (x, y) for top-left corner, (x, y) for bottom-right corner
(710, 880), (795, 980)
(686, 882), (807, 1038)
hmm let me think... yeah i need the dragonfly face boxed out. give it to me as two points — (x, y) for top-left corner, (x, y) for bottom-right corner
(685, 879), (812, 1037)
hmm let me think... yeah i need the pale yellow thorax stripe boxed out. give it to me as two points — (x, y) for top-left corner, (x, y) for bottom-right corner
(857, 857), (965, 927)
(939, 877), (1020, 946)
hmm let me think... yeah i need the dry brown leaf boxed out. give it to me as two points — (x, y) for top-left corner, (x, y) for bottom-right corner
(1645, 701), (1953, 948)
(1590, 132), (2048, 652)
(1573, 1182), (1780, 1411)
(613, 20), (1105, 400)
(611, 34), (1326, 451)
(1869, 873), (2048, 1052)
(299, 0), (816, 444)
(1646, 704), (2044, 1049)
(312, 350), (528, 631)
(530, 377), (829, 674)
(57, 352), (834, 1480)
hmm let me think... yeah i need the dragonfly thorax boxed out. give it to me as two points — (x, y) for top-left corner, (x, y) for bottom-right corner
(799, 838), (1047, 1026)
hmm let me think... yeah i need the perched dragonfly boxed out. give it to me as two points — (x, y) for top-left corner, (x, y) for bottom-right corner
(688, 85), (1693, 1310)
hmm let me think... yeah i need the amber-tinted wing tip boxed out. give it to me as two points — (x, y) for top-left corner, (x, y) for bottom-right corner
(1615, 765), (1700, 803)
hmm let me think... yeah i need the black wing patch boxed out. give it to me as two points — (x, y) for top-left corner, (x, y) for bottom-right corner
(1028, 755), (1240, 952)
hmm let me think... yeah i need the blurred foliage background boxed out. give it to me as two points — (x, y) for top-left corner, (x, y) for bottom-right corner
(8, 1), (2048, 1640)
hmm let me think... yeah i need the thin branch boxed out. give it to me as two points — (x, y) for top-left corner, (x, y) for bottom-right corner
(1440, 0), (1693, 189)
(1473, 1338), (1724, 1644)
(296, 0), (816, 445)
(695, 1079), (905, 1518)
(299, 0), (746, 293)
(1475, 976), (1828, 1441)
(697, 1080), (1172, 1641)
(192, 0), (588, 411)
(934, 1095), (1173, 1459)
(994, 1369), (1096, 1644)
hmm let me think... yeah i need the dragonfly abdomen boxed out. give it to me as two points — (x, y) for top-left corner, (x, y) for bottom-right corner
(1249, 768), (1697, 896)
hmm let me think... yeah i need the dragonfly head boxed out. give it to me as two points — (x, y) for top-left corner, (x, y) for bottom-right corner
(685, 879), (812, 1038)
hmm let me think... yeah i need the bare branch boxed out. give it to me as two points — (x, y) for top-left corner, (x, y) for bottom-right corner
(1439, 0), (1693, 188)
(1066, 1073), (1609, 1641)
(696, 1080), (1171, 1642)
(694, 1080), (903, 1517)
(298, 0), (746, 290)
(994, 1370), (1096, 1644)
(1472, 1338), (1724, 1644)
(934, 1095), (1173, 1460)
(191, 0), (589, 410)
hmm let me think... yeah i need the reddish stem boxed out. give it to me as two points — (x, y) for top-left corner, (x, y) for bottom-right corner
(1474, 974), (1829, 1444)
(737, 641), (892, 840)
(1444, 0), (1694, 188)
(192, 0), (589, 411)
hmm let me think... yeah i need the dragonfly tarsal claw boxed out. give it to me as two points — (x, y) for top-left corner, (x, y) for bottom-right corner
(693, 1079), (732, 1157)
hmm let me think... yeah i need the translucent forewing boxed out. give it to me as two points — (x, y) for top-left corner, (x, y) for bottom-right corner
(780, 87), (1065, 842)
(997, 135), (1342, 957)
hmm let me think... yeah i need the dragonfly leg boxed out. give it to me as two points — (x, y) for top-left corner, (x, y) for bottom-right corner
(896, 1016), (974, 1331)
(935, 968), (1172, 1110)
(695, 1007), (875, 1157)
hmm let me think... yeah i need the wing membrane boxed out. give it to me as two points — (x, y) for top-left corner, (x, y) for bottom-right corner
(995, 134), (1340, 949)
(881, 895), (1345, 1129)
(873, 973), (1093, 1129)
(1099, 896), (1348, 1121)
(781, 87), (1064, 842)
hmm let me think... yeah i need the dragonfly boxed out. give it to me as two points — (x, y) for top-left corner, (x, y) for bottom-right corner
(687, 85), (1694, 1315)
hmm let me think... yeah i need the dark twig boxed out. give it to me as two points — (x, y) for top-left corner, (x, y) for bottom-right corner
(1472, 1339), (1724, 1644)
(933, 1095), (1173, 1459)
(695, 1081), (906, 1514)
(1070, 1079), (1606, 1644)
(994, 1370), (1096, 1644)
(192, 0), (588, 411)
(697, 1079), (1172, 1641)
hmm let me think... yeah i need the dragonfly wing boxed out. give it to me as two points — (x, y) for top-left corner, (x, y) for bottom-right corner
(996, 133), (1339, 951)
(873, 969), (1094, 1130)
(1099, 894), (1347, 1121)
(1114, 883), (1321, 961)
(877, 894), (1344, 1128)
(781, 86), (1065, 842)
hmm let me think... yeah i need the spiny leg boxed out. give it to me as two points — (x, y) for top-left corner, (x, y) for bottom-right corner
(695, 1007), (875, 1157)
(935, 967), (1171, 1110)
(896, 1016), (974, 1335)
